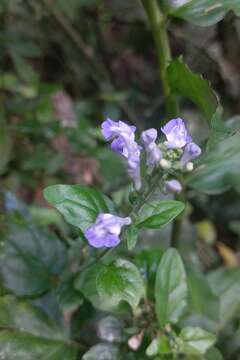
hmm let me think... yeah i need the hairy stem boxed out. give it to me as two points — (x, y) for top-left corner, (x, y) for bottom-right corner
(141, 0), (178, 117)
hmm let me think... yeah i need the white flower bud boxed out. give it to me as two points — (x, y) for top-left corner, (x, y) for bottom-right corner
(160, 158), (171, 169)
(185, 162), (194, 172)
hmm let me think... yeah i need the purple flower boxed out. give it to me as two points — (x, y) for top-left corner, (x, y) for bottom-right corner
(165, 179), (182, 194)
(84, 213), (131, 248)
(180, 142), (202, 165)
(161, 118), (192, 149)
(101, 119), (142, 190)
(101, 118), (136, 141)
(141, 128), (162, 172)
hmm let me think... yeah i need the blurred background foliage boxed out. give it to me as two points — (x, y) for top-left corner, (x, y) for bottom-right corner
(0, 0), (240, 359)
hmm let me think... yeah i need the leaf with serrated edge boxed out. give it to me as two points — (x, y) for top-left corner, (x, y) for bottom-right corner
(167, 58), (218, 122)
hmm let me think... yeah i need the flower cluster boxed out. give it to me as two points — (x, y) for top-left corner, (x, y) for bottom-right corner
(84, 117), (201, 248)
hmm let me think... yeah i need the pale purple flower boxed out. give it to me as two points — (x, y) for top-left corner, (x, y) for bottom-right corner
(141, 128), (162, 172)
(180, 142), (202, 165)
(161, 118), (192, 149)
(84, 213), (131, 248)
(165, 179), (182, 194)
(101, 119), (142, 190)
(101, 118), (136, 141)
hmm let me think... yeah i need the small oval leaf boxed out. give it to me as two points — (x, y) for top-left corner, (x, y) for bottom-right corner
(136, 200), (185, 229)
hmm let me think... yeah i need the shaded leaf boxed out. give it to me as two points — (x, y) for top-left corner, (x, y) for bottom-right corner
(207, 107), (232, 151)
(167, 58), (218, 122)
(134, 249), (164, 297)
(0, 331), (78, 360)
(136, 200), (185, 229)
(155, 248), (187, 327)
(167, 0), (240, 26)
(82, 343), (119, 360)
(180, 327), (216, 355)
(126, 225), (138, 250)
(205, 347), (223, 360)
(56, 275), (83, 312)
(187, 132), (240, 194)
(1, 194), (67, 297)
(208, 267), (240, 328)
(0, 296), (78, 360)
(188, 270), (219, 322)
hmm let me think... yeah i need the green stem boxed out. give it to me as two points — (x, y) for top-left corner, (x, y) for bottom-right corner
(170, 191), (185, 248)
(141, 0), (178, 117)
(170, 212), (182, 248)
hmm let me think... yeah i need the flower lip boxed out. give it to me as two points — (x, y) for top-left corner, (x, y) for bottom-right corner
(181, 142), (202, 165)
(161, 118), (192, 149)
(84, 213), (131, 248)
(141, 128), (158, 145)
(101, 118), (136, 141)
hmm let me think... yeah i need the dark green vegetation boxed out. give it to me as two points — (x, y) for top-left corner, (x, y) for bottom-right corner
(0, 1), (240, 359)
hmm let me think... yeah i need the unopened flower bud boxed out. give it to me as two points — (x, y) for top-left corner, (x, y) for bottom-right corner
(165, 179), (182, 194)
(141, 128), (162, 173)
(160, 158), (171, 169)
(185, 162), (194, 172)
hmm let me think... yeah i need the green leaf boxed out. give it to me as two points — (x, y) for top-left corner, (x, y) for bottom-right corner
(155, 248), (187, 327)
(1, 226), (67, 297)
(208, 267), (240, 328)
(167, 58), (218, 122)
(187, 131), (240, 194)
(134, 249), (164, 281)
(44, 184), (113, 231)
(82, 343), (119, 360)
(1, 194), (67, 297)
(0, 296), (78, 360)
(146, 334), (172, 356)
(0, 113), (12, 175)
(207, 107), (232, 151)
(75, 259), (145, 311)
(56, 275), (83, 312)
(205, 347), (223, 360)
(167, 0), (240, 27)
(126, 225), (139, 250)
(146, 338), (159, 357)
(136, 200), (185, 229)
(180, 327), (216, 355)
(188, 270), (219, 322)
